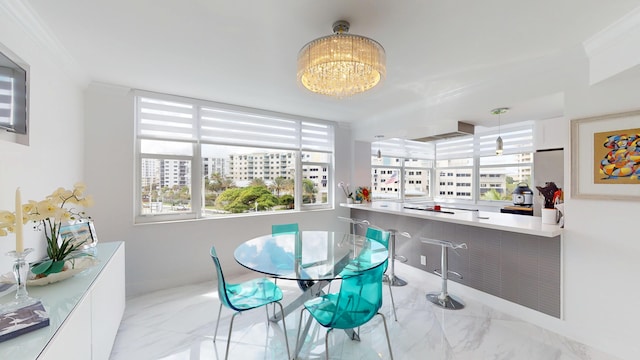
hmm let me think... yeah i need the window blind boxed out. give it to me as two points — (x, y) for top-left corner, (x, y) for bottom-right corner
(435, 135), (475, 160)
(0, 67), (14, 127)
(136, 91), (334, 152)
(136, 96), (196, 141)
(373, 138), (435, 159)
(476, 125), (533, 157)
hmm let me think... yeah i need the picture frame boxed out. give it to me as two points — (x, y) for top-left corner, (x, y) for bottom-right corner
(571, 110), (640, 200)
(58, 221), (98, 250)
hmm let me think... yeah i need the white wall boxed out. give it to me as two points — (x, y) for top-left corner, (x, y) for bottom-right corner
(347, 50), (640, 360)
(0, 10), (85, 271)
(559, 61), (640, 360)
(84, 83), (353, 297)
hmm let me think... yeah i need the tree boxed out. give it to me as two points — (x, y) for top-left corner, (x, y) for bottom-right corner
(208, 172), (235, 192)
(215, 186), (278, 213)
(302, 178), (317, 204)
(481, 188), (502, 201)
(270, 176), (289, 196)
(249, 178), (267, 188)
(279, 194), (294, 209)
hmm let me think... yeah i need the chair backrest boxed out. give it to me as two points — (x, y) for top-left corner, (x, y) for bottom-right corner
(209, 246), (237, 311)
(272, 223), (299, 235)
(365, 227), (390, 249)
(330, 262), (385, 329)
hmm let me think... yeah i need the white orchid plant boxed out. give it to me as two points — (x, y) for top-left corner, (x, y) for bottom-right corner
(1, 183), (93, 275)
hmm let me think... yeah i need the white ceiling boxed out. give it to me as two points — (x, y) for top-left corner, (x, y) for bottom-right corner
(24, 0), (640, 140)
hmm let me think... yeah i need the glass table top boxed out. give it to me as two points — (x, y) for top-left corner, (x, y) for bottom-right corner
(234, 231), (388, 281)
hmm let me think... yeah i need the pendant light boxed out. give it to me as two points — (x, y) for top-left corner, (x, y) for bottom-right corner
(491, 107), (509, 156)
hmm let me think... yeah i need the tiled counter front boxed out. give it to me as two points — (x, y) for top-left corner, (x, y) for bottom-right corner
(351, 208), (561, 318)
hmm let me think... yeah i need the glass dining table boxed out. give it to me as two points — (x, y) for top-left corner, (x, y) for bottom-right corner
(234, 230), (388, 351)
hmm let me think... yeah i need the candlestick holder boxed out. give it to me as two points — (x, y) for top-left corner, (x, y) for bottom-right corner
(1, 248), (37, 312)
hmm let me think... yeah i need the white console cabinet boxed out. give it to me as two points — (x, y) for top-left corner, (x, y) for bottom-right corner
(0, 242), (125, 360)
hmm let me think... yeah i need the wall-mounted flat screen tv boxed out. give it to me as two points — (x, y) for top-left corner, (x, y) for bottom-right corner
(0, 45), (28, 135)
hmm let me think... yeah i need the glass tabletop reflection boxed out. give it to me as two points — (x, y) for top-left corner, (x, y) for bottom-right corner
(234, 231), (388, 281)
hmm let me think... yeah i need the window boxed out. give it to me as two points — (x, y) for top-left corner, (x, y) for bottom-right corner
(434, 123), (533, 202)
(371, 139), (434, 200)
(135, 91), (334, 222)
(0, 48), (28, 135)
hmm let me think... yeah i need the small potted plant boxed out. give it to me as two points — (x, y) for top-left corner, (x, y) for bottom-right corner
(23, 183), (94, 276)
(355, 186), (371, 203)
(337, 182), (354, 203)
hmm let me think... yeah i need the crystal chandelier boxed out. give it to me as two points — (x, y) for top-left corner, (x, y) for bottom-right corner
(297, 20), (386, 97)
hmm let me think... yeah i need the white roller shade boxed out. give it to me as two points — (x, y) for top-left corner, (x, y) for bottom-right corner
(373, 138), (435, 159)
(476, 125), (533, 157)
(435, 135), (475, 160)
(136, 96), (196, 141)
(136, 91), (334, 151)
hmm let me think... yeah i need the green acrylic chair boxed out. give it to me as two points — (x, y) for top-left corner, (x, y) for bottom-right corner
(295, 261), (393, 360)
(365, 227), (399, 321)
(210, 246), (291, 360)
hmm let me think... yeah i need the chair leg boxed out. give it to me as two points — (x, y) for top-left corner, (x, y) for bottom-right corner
(387, 280), (398, 321)
(274, 301), (291, 360)
(295, 308), (306, 357)
(214, 303), (223, 341)
(225, 312), (240, 360)
(377, 312), (394, 360)
(324, 328), (334, 360)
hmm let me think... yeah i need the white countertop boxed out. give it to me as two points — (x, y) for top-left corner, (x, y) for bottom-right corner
(341, 201), (562, 238)
(0, 242), (123, 359)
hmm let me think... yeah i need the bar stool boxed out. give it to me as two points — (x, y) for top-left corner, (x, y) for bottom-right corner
(421, 237), (467, 310)
(386, 229), (411, 286)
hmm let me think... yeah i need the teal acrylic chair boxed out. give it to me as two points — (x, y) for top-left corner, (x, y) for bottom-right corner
(210, 246), (291, 360)
(271, 223), (314, 291)
(272, 223), (299, 235)
(295, 261), (393, 359)
(365, 227), (399, 321)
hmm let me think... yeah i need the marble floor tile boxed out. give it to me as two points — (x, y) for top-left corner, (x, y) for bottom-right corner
(110, 263), (618, 360)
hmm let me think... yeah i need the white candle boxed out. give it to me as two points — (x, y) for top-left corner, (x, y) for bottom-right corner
(15, 187), (24, 253)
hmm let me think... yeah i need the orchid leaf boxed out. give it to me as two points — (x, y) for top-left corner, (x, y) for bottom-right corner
(31, 259), (53, 275)
(44, 260), (66, 275)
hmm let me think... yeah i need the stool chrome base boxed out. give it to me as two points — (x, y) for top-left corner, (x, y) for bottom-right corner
(384, 274), (408, 287)
(426, 292), (465, 310)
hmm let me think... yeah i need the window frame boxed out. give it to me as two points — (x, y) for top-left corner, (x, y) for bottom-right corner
(371, 122), (534, 206)
(134, 91), (335, 223)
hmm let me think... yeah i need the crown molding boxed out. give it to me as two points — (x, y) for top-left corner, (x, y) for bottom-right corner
(583, 6), (640, 54)
(0, 0), (89, 86)
(583, 6), (640, 84)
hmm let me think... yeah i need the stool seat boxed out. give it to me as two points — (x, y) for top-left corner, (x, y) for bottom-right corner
(421, 237), (467, 310)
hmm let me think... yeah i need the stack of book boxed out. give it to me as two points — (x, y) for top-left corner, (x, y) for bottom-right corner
(0, 300), (50, 343)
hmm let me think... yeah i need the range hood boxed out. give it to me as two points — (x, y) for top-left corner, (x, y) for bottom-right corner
(412, 121), (474, 142)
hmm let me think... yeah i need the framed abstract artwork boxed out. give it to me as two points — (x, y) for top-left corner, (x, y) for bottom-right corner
(571, 110), (640, 200)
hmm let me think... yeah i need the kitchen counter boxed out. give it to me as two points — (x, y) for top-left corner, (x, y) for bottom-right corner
(340, 201), (562, 238)
(342, 201), (563, 318)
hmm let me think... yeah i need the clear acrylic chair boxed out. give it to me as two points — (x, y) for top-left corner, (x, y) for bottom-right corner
(337, 216), (370, 235)
(365, 227), (399, 321)
(210, 246), (291, 360)
(295, 261), (393, 360)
